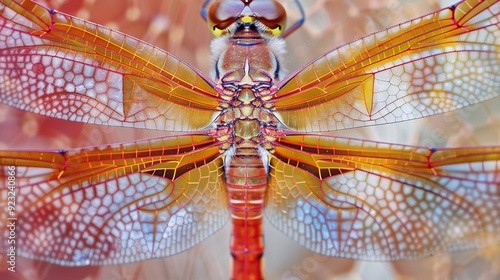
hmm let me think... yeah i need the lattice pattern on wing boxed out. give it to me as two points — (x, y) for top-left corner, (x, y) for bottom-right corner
(274, 0), (500, 132)
(0, 135), (229, 265)
(266, 135), (500, 260)
(0, 0), (220, 132)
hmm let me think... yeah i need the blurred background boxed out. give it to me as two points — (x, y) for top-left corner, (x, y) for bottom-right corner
(0, 0), (499, 279)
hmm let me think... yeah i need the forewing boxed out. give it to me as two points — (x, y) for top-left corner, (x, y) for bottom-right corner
(0, 0), (220, 132)
(274, 0), (500, 132)
(266, 135), (500, 260)
(0, 135), (229, 265)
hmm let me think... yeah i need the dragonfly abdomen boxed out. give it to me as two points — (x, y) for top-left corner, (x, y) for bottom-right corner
(226, 147), (267, 280)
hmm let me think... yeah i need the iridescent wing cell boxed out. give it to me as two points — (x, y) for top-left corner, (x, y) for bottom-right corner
(274, 0), (500, 132)
(0, 0), (220, 132)
(266, 135), (500, 260)
(0, 135), (229, 265)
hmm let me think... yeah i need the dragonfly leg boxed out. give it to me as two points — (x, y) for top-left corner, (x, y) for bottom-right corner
(200, 0), (211, 22)
(281, 0), (305, 38)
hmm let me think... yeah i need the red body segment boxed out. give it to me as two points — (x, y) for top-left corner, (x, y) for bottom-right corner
(226, 148), (267, 280)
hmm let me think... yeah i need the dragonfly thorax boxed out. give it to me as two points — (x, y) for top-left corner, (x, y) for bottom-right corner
(211, 83), (283, 153)
(210, 29), (286, 154)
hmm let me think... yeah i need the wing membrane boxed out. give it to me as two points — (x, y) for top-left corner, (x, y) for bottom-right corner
(0, 135), (229, 265)
(0, 0), (220, 132)
(266, 135), (500, 260)
(274, 0), (500, 132)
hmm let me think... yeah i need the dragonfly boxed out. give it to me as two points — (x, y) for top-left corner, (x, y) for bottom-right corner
(0, 0), (499, 279)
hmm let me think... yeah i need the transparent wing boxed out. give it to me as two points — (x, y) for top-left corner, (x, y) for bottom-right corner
(266, 135), (500, 260)
(0, 0), (220, 132)
(0, 135), (229, 265)
(274, 0), (500, 132)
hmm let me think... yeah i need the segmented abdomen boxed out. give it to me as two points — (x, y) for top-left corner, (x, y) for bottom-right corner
(225, 147), (267, 280)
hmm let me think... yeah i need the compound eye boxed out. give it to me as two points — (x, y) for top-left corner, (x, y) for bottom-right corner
(207, 0), (245, 36)
(249, 0), (286, 36)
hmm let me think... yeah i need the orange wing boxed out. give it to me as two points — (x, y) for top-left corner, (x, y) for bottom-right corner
(266, 135), (500, 260)
(0, 0), (220, 132)
(0, 135), (229, 265)
(274, 0), (500, 132)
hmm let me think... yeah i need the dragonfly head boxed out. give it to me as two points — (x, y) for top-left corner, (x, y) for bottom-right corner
(207, 0), (286, 37)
